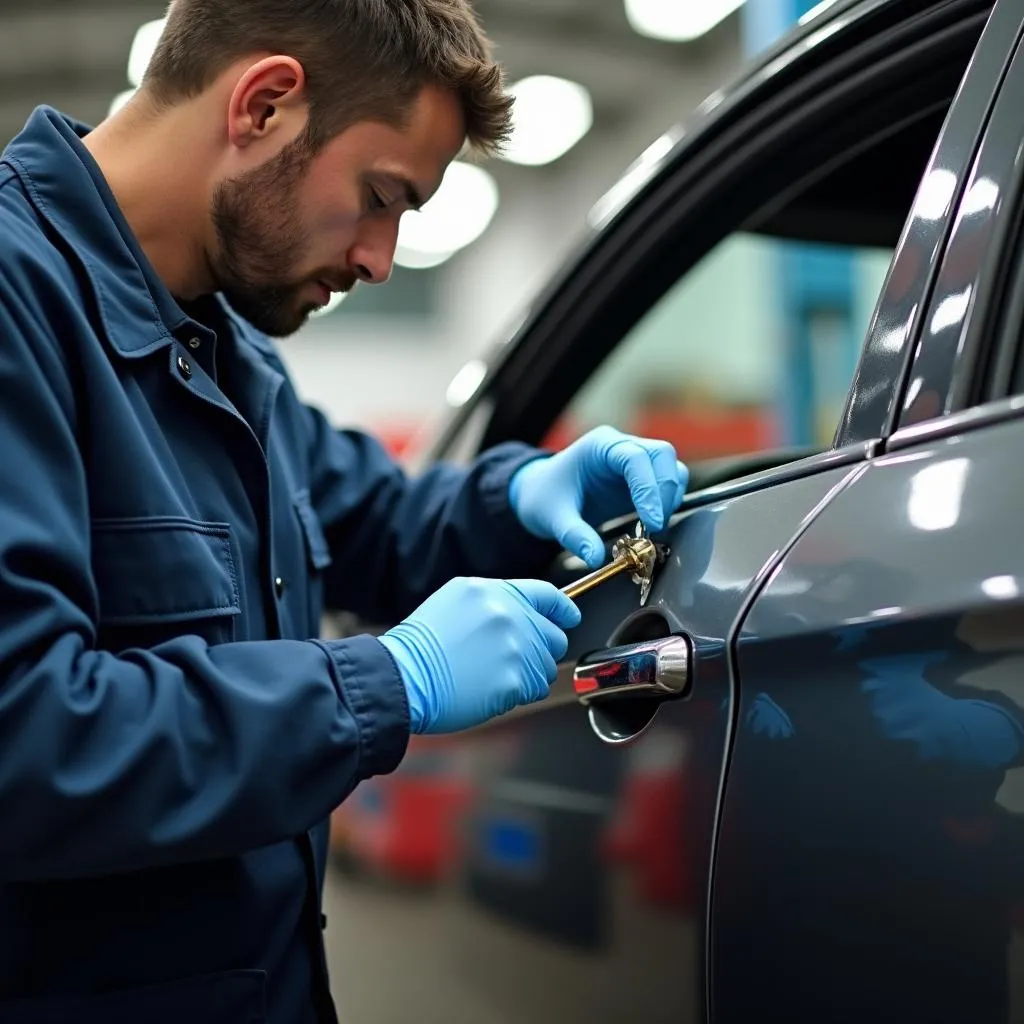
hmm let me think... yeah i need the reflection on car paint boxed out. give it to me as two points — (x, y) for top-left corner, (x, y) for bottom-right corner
(716, 422), (1024, 1024)
(331, 468), (853, 1022)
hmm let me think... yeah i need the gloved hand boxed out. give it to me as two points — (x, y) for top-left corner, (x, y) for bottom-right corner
(378, 577), (581, 735)
(509, 426), (689, 571)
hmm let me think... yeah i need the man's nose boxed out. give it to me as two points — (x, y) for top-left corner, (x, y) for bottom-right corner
(349, 218), (399, 286)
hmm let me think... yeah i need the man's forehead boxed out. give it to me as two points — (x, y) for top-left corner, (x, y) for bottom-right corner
(326, 87), (464, 190)
(319, 118), (461, 204)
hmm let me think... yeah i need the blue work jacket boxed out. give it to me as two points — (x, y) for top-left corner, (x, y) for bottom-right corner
(0, 107), (556, 1024)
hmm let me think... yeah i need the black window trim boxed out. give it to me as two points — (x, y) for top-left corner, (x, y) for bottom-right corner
(885, 0), (1024, 436)
(425, 0), (995, 470)
(957, 24), (1024, 408)
(887, 391), (1024, 449)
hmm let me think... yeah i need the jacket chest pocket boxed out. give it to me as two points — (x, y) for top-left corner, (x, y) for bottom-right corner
(90, 517), (241, 653)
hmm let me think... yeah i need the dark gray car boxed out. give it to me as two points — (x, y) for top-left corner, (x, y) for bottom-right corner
(328, 0), (1024, 1020)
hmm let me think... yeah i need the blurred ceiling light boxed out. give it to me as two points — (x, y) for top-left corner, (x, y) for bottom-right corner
(128, 18), (167, 88)
(395, 161), (499, 268)
(393, 245), (456, 270)
(108, 89), (136, 119)
(624, 0), (745, 41)
(501, 75), (593, 167)
(310, 291), (348, 318)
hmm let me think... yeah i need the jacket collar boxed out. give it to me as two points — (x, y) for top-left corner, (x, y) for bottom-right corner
(2, 106), (208, 357)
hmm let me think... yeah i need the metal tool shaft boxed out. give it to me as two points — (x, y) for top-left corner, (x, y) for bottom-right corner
(561, 556), (634, 599)
(561, 535), (657, 600)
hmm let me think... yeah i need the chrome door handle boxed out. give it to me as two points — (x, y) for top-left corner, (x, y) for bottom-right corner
(573, 635), (691, 707)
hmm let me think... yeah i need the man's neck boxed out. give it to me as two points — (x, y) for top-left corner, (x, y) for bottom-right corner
(83, 98), (215, 300)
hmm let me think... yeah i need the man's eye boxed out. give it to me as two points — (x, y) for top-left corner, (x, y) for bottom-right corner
(368, 188), (388, 212)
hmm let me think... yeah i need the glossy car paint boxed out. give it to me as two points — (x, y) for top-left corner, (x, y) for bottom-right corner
(835, 0), (1010, 444)
(716, 419), (1024, 1023)
(419, 0), (973, 467)
(369, 466), (857, 1024)
(898, 18), (1024, 423)
(326, 1), (1024, 1021)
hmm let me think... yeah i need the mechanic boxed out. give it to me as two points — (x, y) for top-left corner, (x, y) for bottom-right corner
(0, 1), (687, 1021)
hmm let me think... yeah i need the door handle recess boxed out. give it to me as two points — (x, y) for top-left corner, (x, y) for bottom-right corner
(573, 635), (691, 707)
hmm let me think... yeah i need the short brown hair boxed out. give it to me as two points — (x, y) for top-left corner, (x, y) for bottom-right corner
(143, 0), (513, 156)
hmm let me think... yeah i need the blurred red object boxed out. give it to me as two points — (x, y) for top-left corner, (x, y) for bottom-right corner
(330, 739), (472, 884)
(374, 424), (419, 458)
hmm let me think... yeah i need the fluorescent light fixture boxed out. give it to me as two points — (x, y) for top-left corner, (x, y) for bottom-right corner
(128, 18), (167, 88)
(502, 76), (593, 167)
(624, 0), (745, 41)
(396, 162), (499, 265)
(108, 89), (136, 119)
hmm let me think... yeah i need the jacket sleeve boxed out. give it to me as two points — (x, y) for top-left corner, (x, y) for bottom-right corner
(0, 254), (409, 883)
(303, 404), (562, 624)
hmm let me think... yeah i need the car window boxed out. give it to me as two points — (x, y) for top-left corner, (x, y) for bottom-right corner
(543, 234), (892, 460)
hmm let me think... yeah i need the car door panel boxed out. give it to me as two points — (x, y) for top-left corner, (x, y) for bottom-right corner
(714, 419), (1024, 1024)
(412, 463), (860, 1024)
(325, 3), (1024, 1021)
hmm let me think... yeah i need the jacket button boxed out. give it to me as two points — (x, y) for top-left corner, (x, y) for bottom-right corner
(187, 337), (201, 350)
(274, 576), (285, 598)
(176, 354), (192, 380)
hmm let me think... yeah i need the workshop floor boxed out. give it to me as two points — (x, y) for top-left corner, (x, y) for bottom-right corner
(324, 864), (1024, 1024)
(322, 864), (697, 1024)
(323, 868), (505, 1024)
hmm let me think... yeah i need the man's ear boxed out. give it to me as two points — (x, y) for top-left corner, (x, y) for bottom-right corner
(227, 56), (308, 149)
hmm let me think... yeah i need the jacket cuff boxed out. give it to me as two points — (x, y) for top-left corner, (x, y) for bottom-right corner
(316, 634), (410, 779)
(478, 442), (562, 570)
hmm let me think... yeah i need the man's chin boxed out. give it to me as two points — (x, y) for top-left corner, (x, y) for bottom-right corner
(221, 291), (311, 339)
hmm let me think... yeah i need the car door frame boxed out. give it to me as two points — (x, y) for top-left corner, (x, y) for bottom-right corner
(708, 3), (1024, 1017)
(422, 0), (997, 476)
(408, 0), (1012, 735)
(881, 0), (1024, 449)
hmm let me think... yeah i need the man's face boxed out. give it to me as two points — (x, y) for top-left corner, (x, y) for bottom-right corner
(210, 85), (465, 337)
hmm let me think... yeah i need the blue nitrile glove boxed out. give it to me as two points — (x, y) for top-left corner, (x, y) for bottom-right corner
(509, 426), (689, 571)
(378, 577), (582, 734)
